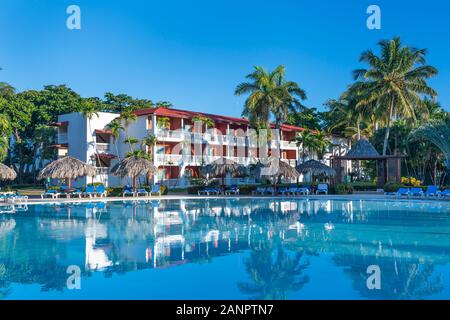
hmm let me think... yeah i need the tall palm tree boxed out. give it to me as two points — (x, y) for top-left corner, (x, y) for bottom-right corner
(352, 37), (437, 155)
(106, 119), (124, 160)
(81, 99), (101, 168)
(142, 134), (157, 160)
(294, 129), (316, 162)
(118, 110), (138, 141)
(123, 136), (139, 153)
(235, 65), (306, 156)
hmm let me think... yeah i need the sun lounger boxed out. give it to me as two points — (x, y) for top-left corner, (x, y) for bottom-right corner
(395, 188), (410, 197)
(296, 187), (310, 195)
(41, 189), (60, 199)
(136, 188), (149, 197)
(252, 187), (266, 195)
(95, 185), (107, 197)
(438, 189), (450, 199)
(70, 189), (83, 198)
(84, 185), (97, 198)
(409, 187), (424, 198)
(424, 185), (439, 198)
(225, 185), (239, 195)
(316, 184), (328, 195)
(150, 184), (161, 196)
(123, 186), (135, 197)
(264, 187), (275, 195)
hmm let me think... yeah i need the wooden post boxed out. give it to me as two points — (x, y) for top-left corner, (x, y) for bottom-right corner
(133, 176), (137, 193)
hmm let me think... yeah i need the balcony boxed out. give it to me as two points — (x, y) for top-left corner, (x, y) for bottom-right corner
(280, 140), (297, 149)
(281, 159), (297, 167)
(96, 143), (111, 153)
(155, 129), (185, 141)
(155, 154), (184, 165)
(96, 167), (110, 175)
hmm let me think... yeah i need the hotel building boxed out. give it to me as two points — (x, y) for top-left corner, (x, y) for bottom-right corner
(53, 107), (349, 188)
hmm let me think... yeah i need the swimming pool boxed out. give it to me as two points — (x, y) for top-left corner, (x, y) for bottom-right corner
(0, 198), (449, 300)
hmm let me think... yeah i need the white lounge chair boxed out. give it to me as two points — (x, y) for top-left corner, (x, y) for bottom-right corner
(316, 184), (328, 195)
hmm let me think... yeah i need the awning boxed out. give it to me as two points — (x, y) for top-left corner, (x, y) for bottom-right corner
(95, 129), (113, 134)
(51, 121), (69, 127)
(91, 153), (117, 159)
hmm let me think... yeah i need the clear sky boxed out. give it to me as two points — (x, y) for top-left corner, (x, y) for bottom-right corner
(1, 0), (450, 117)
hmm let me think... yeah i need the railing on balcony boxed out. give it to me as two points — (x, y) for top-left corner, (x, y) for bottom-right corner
(96, 143), (111, 152)
(157, 129), (184, 140)
(281, 159), (297, 167)
(155, 154), (184, 165)
(96, 167), (110, 175)
(280, 140), (297, 148)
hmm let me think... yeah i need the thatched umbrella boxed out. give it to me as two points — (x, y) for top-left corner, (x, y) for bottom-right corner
(0, 163), (17, 181)
(38, 156), (97, 189)
(251, 157), (299, 192)
(111, 156), (157, 192)
(200, 158), (245, 194)
(296, 160), (336, 181)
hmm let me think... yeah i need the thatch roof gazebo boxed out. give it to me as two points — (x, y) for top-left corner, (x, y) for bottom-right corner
(251, 157), (299, 192)
(346, 138), (380, 158)
(331, 138), (404, 186)
(200, 158), (246, 194)
(296, 160), (336, 179)
(0, 163), (17, 181)
(38, 156), (96, 189)
(111, 156), (157, 192)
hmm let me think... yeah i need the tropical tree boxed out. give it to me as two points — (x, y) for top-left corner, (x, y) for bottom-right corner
(123, 136), (139, 153)
(141, 134), (157, 160)
(106, 119), (125, 160)
(235, 65), (306, 126)
(352, 37), (437, 155)
(409, 120), (450, 183)
(156, 117), (171, 130)
(80, 99), (101, 167)
(294, 129), (331, 163)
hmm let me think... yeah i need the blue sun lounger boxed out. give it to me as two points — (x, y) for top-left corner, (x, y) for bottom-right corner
(409, 187), (424, 198)
(424, 185), (439, 198)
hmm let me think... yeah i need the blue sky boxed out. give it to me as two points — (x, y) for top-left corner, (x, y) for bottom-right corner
(1, 0), (450, 116)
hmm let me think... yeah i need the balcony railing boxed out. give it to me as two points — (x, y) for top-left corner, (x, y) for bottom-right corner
(281, 159), (297, 167)
(96, 167), (110, 175)
(96, 143), (111, 152)
(157, 129), (184, 140)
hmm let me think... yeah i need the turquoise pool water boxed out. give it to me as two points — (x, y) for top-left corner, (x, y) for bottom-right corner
(0, 198), (450, 300)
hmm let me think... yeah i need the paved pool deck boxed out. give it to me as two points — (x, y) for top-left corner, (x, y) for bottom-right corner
(16, 193), (450, 206)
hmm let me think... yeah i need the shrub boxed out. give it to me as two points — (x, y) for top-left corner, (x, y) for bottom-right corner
(238, 185), (257, 195)
(383, 182), (404, 193)
(106, 187), (122, 197)
(187, 185), (205, 195)
(88, 182), (104, 187)
(331, 183), (353, 195)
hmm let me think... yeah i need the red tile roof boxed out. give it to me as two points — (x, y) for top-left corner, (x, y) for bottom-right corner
(133, 107), (305, 132)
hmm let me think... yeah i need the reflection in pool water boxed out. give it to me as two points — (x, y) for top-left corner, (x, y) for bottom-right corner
(0, 198), (449, 299)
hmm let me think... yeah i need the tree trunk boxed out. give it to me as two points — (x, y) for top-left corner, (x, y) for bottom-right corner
(382, 100), (395, 156)
(133, 176), (137, 193)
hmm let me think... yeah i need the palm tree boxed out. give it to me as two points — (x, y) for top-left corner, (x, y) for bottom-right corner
(118, 110), (138, 141)
(106, 119), (124, 160)
(123, 136), (139, 153)
(157, 117), (171, 130)
(294, 129), (316, 162)
(235, 65), (306, 158)
(81, 99), (101, 168)
(0, 82), (15, 97)
(352, 37), (437, 155)
(142, 134), (157, 160)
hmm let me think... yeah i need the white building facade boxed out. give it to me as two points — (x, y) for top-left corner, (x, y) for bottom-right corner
(54, 107), (349, 188)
